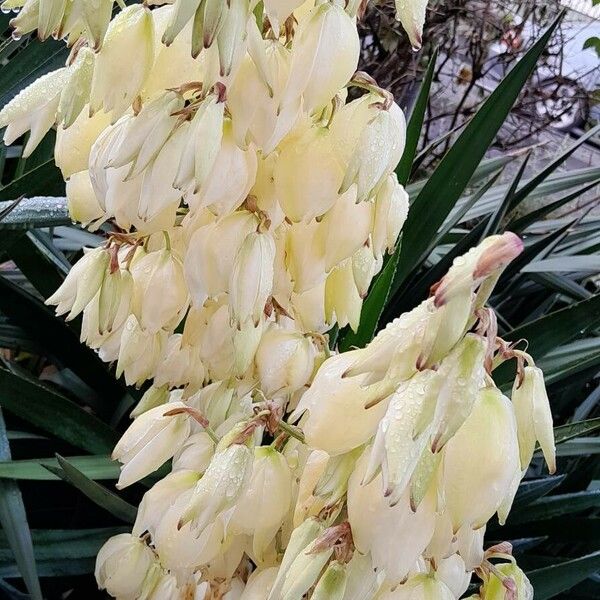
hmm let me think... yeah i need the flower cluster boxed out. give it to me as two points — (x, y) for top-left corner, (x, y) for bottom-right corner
(0, 1), (555, 599)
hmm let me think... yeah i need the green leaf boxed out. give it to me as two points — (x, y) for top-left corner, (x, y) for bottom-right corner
(507, 491), (600, 525)
(482, 151), (531, 237)
(338, 248), (399, 351)
(528, 550), (600, 599)
(394, 13), (563, 288)
(44, 455), (136, 524)
(0, 274), (127, 408)
(506, 124), (600, 214)
(553, 418), (600, 446)
(509, 180), (600, 232)
(396, 47), (438, 185)
(505, 294), (600, 359)
(0, 39), (68, 107)
(512, 476), (566, 510)
(0, 162), (65, 202)
(0, 409), (41, 600)
(0, 527), (128, 562)
(0, 196), (70, 229)
(0, 455), (120, 481)
(522, 255), (600, 273)
(0, 367), (118, 454)
(0, 558), (95, 578)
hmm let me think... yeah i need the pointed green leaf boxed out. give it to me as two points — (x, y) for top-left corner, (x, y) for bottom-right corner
(45, 455), (136, 524)
(396, 48), (438, 185)
(0, 409), (41, 600)
(395, 13), (563, 288)
(528, 550), (600, 599)
(0, 367), (117, 454)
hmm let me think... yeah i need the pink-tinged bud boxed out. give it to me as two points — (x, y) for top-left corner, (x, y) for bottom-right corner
(434, 232), (523, 309)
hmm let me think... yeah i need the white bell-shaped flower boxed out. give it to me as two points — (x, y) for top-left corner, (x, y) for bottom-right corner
(325, 258), (363, 332)
(442, 387), (520, 532)
(90, 5), (154, 120)
(0, 68), (68, 157)
(112, 399), (191, 488)
(130, 248), (188, 333)
(281, 1), (359, 113)
(395, 0), (428, 50)
(348, 450), (436, 587)
(59, 48), (95, 129)
(65, 171), (105, 229)
(229, 230), (276, 328)
(229, 446), (293, 563)
(239, 567), (278, 600)
(95, 533), (157, 600)
(133, 469), (200, 538)
(185, 211), (259, 305)
(291, 350), (390, 456)
(372, 173), (409, 259)
(275, 122), (345, 223)
(512, 365), (556, 474)
(255, 324), (315, 396)
(46, 246), (109, 320)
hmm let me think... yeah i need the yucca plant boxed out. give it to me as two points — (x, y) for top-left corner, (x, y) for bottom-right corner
(0, 2), (599, 599)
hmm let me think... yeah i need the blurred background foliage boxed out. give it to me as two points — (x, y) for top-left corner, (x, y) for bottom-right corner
(0, 1), (600, 599)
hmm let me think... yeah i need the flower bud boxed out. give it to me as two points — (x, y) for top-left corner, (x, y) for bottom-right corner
(80, 0), (115, 50)
(90, 5), (154, 120)
(255, 325), (315, 396)
(395, 0), (428, 51)
(363, 369), (442, 506)
(131, 248), (188, 333)
(378, 574), (455, 599)
(116, 315), (167, 386)
(0, 67), (67, 157)
(282, 2), (359, 112)
(478, 561), (533, 600)
(321, 186), (373, 271)
(228, 41), (292, 150)
(229, 230), (276, 328)
(240, 567), (278, 600)
(292, 351), (390, 456)
(95, 533), (156, 599)
(268, 518), (324, 600)
(133, 469), (200, 538)
(442, 387), (520, 532)
(130, 385), (169, 418)
(285, 219), (327, 293)
(59, 48), (94, 129)
(275, 123), (345, 223)
(216, 0), (249, 77)
(352, 245), (382, 299)
(430, 333), (487, 451)
(112, 399), (191, 488)
(230, 446), (293, 563)
(178, 442), (254, 531)
(342, 552), (380, 600)
(312, 561), (348, 600)
(107, 91), (184, 179)
(66, 171), (105, 229)
(433, 232), (524, 311)
(173, 93), (224, 193)
(185, 211), (258, 305)
(55, 110), (111, 179)
(263, 0), (305, 31)
(186, 119), (258, 216)
(372, 173), (409, 259)
(436, 554), (471, 599)
(325, 258), (363, 332)
(279, 536), (334, 600)
(46, 246), (109, 320)
(339, 100), (406, 202)
(348, 449), (436, 587)
(172, 431), (216, 473)
(512, 365), (556, 474)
